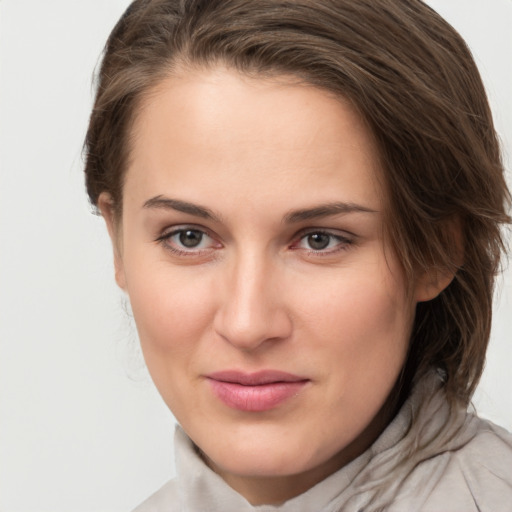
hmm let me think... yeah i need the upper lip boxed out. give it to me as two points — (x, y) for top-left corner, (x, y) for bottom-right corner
(206, 370), (309, 386)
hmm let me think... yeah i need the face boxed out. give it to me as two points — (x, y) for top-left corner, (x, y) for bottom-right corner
(101, 67), (430, 504)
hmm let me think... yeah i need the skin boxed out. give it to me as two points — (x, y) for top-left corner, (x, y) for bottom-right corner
(100, 67), (448, 505)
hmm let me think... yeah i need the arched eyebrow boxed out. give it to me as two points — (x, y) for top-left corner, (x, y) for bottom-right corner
(283, 203), (377, 223)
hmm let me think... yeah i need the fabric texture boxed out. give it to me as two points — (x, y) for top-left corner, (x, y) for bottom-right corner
(132, 372), (512, 511)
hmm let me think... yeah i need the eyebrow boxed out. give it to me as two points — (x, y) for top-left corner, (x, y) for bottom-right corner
(283, 202), (377, 223)
(143, 195), (221, 221)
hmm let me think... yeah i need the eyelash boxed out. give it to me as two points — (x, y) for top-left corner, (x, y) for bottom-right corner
(155, 226), (354, 257)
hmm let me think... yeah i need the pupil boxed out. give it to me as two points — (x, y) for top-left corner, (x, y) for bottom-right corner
(179, 230), (202, 248)
(308, 233), (330, 250)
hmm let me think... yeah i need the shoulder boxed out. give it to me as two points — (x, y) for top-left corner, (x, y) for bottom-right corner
(131, 478), (180, 512)
(395, 415), (512, 511)
(450, 415), (512, 476)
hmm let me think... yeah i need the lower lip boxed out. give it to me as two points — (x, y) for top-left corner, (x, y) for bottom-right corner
(208, 379), (308, 412)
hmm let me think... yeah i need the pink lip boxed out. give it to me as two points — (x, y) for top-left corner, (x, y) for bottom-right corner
(206, 370), (309, 412)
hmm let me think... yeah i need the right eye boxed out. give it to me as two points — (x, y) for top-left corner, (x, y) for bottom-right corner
(156, 226), (221, 255)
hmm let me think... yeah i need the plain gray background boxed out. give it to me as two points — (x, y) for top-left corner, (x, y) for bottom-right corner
(0, 1), (511, 511)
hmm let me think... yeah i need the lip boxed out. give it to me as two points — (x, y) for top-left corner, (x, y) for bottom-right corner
(206, 370), (309, 412)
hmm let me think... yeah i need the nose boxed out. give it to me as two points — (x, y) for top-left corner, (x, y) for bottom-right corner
(213, 251), (292, 351)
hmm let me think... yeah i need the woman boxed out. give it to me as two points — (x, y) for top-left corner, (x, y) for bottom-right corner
(84, 0), (512, 510)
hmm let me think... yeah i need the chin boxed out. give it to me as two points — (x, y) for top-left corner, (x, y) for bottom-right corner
(209, 448), (316, 478)
(194, 424), (328, 478)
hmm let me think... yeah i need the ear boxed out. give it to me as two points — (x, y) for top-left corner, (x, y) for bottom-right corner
(97, 192), (126, 291)
(414, 217), (463, 303)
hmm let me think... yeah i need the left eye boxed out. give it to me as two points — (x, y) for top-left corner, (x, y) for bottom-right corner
(296, 231), (351, 251)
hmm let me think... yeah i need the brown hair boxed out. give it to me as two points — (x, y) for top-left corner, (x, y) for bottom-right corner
(84, 0), (510, 405)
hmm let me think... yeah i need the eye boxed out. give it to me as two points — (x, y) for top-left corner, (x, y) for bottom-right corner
(156, 226), (220, 254)
(293, 230), (353, 253)
(176, 229), (206, 248)
(304, 232), (332, 250)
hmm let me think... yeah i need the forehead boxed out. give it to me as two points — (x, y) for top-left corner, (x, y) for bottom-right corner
(125, 67), (385, 215)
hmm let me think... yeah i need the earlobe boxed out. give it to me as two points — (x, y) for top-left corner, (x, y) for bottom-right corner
(97, 192), (127, 291)
(414, 268), (456, 303)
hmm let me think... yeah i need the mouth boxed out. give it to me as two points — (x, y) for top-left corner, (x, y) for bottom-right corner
(206, 370), (310, 412)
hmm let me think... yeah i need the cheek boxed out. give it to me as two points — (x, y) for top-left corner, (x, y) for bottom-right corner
(124, 264), (220, 415)
(300, 264), (413, 377)
(124, 260), (217, 357)
(309, 268), (408, 325)
(301, 268), (413, 433)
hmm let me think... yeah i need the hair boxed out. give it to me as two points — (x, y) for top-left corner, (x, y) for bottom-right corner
(84, 0), (510, 407)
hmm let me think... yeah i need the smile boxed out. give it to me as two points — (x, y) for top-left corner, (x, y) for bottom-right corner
(206, 371), (310, 412)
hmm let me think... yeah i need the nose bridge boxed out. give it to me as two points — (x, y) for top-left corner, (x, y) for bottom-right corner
(214, 246), (289, 349)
